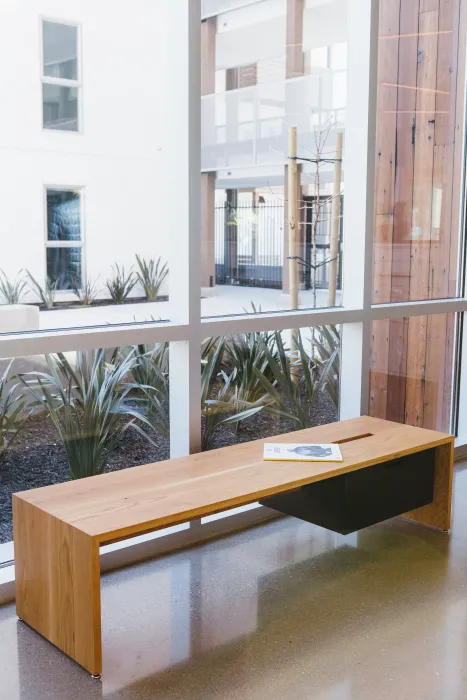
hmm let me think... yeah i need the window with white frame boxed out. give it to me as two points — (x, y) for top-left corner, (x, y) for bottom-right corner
(41, 20), (80, 131)
(0, 0), (467, 580)
(46, 188), (83, 290)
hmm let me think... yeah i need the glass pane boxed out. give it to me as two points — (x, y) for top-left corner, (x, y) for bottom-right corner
(201, 0), (347, 316)
(46, 247), (82, 289)
(43, 84), (78, 131)
(200, 324), (340, 523)
(201, 325), (340, 452)
(43, 21), (78, 80)
(370, 314), (457, 432)
(0, 344), (169, 550)
(373, 2), (466, 303)
(47, 189), (81, 242)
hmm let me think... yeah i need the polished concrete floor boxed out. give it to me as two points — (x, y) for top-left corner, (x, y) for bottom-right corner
(2, 464), (467, 700)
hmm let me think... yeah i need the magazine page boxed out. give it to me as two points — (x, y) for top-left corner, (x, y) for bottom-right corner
(263, 443), (343, 462)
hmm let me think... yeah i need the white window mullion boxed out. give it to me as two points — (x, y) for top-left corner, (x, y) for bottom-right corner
(167, 0), (202, 458)
(339, 0), (379, 419)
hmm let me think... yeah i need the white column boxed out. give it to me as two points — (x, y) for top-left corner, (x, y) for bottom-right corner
(339, 0), (379, 418)
(166, 0), (202, 456)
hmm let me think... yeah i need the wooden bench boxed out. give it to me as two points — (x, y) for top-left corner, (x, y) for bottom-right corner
(13, 416), (454, 677)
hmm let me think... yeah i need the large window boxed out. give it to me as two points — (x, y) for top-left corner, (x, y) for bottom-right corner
(1, 0), (467, 578)
(46, 188), (83, 290)
(42, 20), (80, 131)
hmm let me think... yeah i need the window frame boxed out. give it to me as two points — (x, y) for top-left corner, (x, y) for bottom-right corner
(44, 185), (85, 291)
(40, 17), (82, 133)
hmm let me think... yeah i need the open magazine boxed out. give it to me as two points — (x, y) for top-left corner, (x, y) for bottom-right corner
(263, 443), (343, 463)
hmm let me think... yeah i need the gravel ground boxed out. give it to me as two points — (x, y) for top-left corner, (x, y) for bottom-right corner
(0, 391), (336, 544)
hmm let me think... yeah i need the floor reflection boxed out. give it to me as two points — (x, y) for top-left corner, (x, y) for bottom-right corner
(3, 466), (467, 699)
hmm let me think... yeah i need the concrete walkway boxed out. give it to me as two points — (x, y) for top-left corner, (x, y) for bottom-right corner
(38, 286), (342, 331)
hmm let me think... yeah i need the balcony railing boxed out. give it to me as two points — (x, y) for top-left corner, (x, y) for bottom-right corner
(201, 71), (346, 171)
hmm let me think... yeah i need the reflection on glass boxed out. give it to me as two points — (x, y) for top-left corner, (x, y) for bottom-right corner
(47, 189), (81, 242)
(43, 84), (78, 131)
(46, 247), (82, 289)
(43, 21), (78, 80)
(373, 3), (464, 303)
(201, 326), (340, 452)
(370, 314), (456, 432)
(0, 345), (170, 549)
(200, 0), (347, 316)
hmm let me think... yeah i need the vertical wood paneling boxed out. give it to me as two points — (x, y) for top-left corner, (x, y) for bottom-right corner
(391, 0), (419, 304)
(370, 317), (390, 419)
(386, 0), (419, 426)
(386, 317), (409, 423)
(398, 9), (437, 426)
(424, 0), (460, 431)
(371, 0), (400, 420)
(373, 0), (463, 433)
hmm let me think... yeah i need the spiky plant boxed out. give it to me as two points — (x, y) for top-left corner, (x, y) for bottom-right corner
(105, 265), (137, 304)
(253, 330), (335, 430)
(20, 349), (157, 479)
(71, 275), (100, 306)
(311, 325), (340, 409)
(26, 272), (59, 309)
(201, 338), (263, 450)
(125, 343), (170, 437)
(135, 255), (168, 302)
(0, 361), (33, 465)
(225, 330), (278, 401)
(0, 270), (27, 305)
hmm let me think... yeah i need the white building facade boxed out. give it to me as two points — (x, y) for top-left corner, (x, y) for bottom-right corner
(0, 0), (170, 301)
(0, 0), (346, 303)
(200, 0), (347, 292)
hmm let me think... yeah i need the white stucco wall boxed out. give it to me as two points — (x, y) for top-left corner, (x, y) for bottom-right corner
(0, 0), (170, 301)
(216, 0), (286, 70)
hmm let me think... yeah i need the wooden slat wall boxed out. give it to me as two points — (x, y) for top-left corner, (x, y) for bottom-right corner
(370, 0), (464, 432)
(370, 1), (400, 419)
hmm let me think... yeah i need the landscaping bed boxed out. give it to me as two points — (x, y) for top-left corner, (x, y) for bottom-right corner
(32, 295), (168, 312)
(0, 391), (336, 544)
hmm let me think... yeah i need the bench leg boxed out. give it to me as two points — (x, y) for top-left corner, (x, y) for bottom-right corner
(13, 496), (102, 676)
(403, 440), (454, 532)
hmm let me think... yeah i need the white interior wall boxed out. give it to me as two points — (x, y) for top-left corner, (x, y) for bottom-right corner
(0, 0), (170, 300)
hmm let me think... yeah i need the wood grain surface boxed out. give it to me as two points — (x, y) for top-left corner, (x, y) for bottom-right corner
(14, 416), (452, 543)
(13, 416), (454, 676)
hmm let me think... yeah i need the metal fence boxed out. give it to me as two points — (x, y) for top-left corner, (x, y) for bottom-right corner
(214, 198), (343, 290)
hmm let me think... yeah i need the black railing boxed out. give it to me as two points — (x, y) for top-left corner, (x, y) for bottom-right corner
(214, 197), (343, 291)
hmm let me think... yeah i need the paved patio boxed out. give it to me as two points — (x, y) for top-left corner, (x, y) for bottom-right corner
(37, 286), (342, 331)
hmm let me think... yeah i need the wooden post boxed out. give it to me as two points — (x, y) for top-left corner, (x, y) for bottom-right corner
(288, 126), (300, 381)
(328, 131), (343, 307)
(288, 126), (299, 315)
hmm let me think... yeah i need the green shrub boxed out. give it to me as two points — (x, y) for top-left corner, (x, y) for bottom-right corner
(253, 330), (334, 430)
(225, 330), (278, 402)
(311, 325), (340, 409)
(0, 361), (33, 465)
(20, 349), (156, 479)
(135, 255), (168, 302)
(126, 343), (169, 438)
(26, 272), (59, 309)
(201, 338), (264, 450)
(72, 275), (100, 306)
(105, 264), (137, 304)
(0, 270), (27, 305)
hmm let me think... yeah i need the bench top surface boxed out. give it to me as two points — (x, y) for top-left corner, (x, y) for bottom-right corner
(13, 416), (452, 542)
